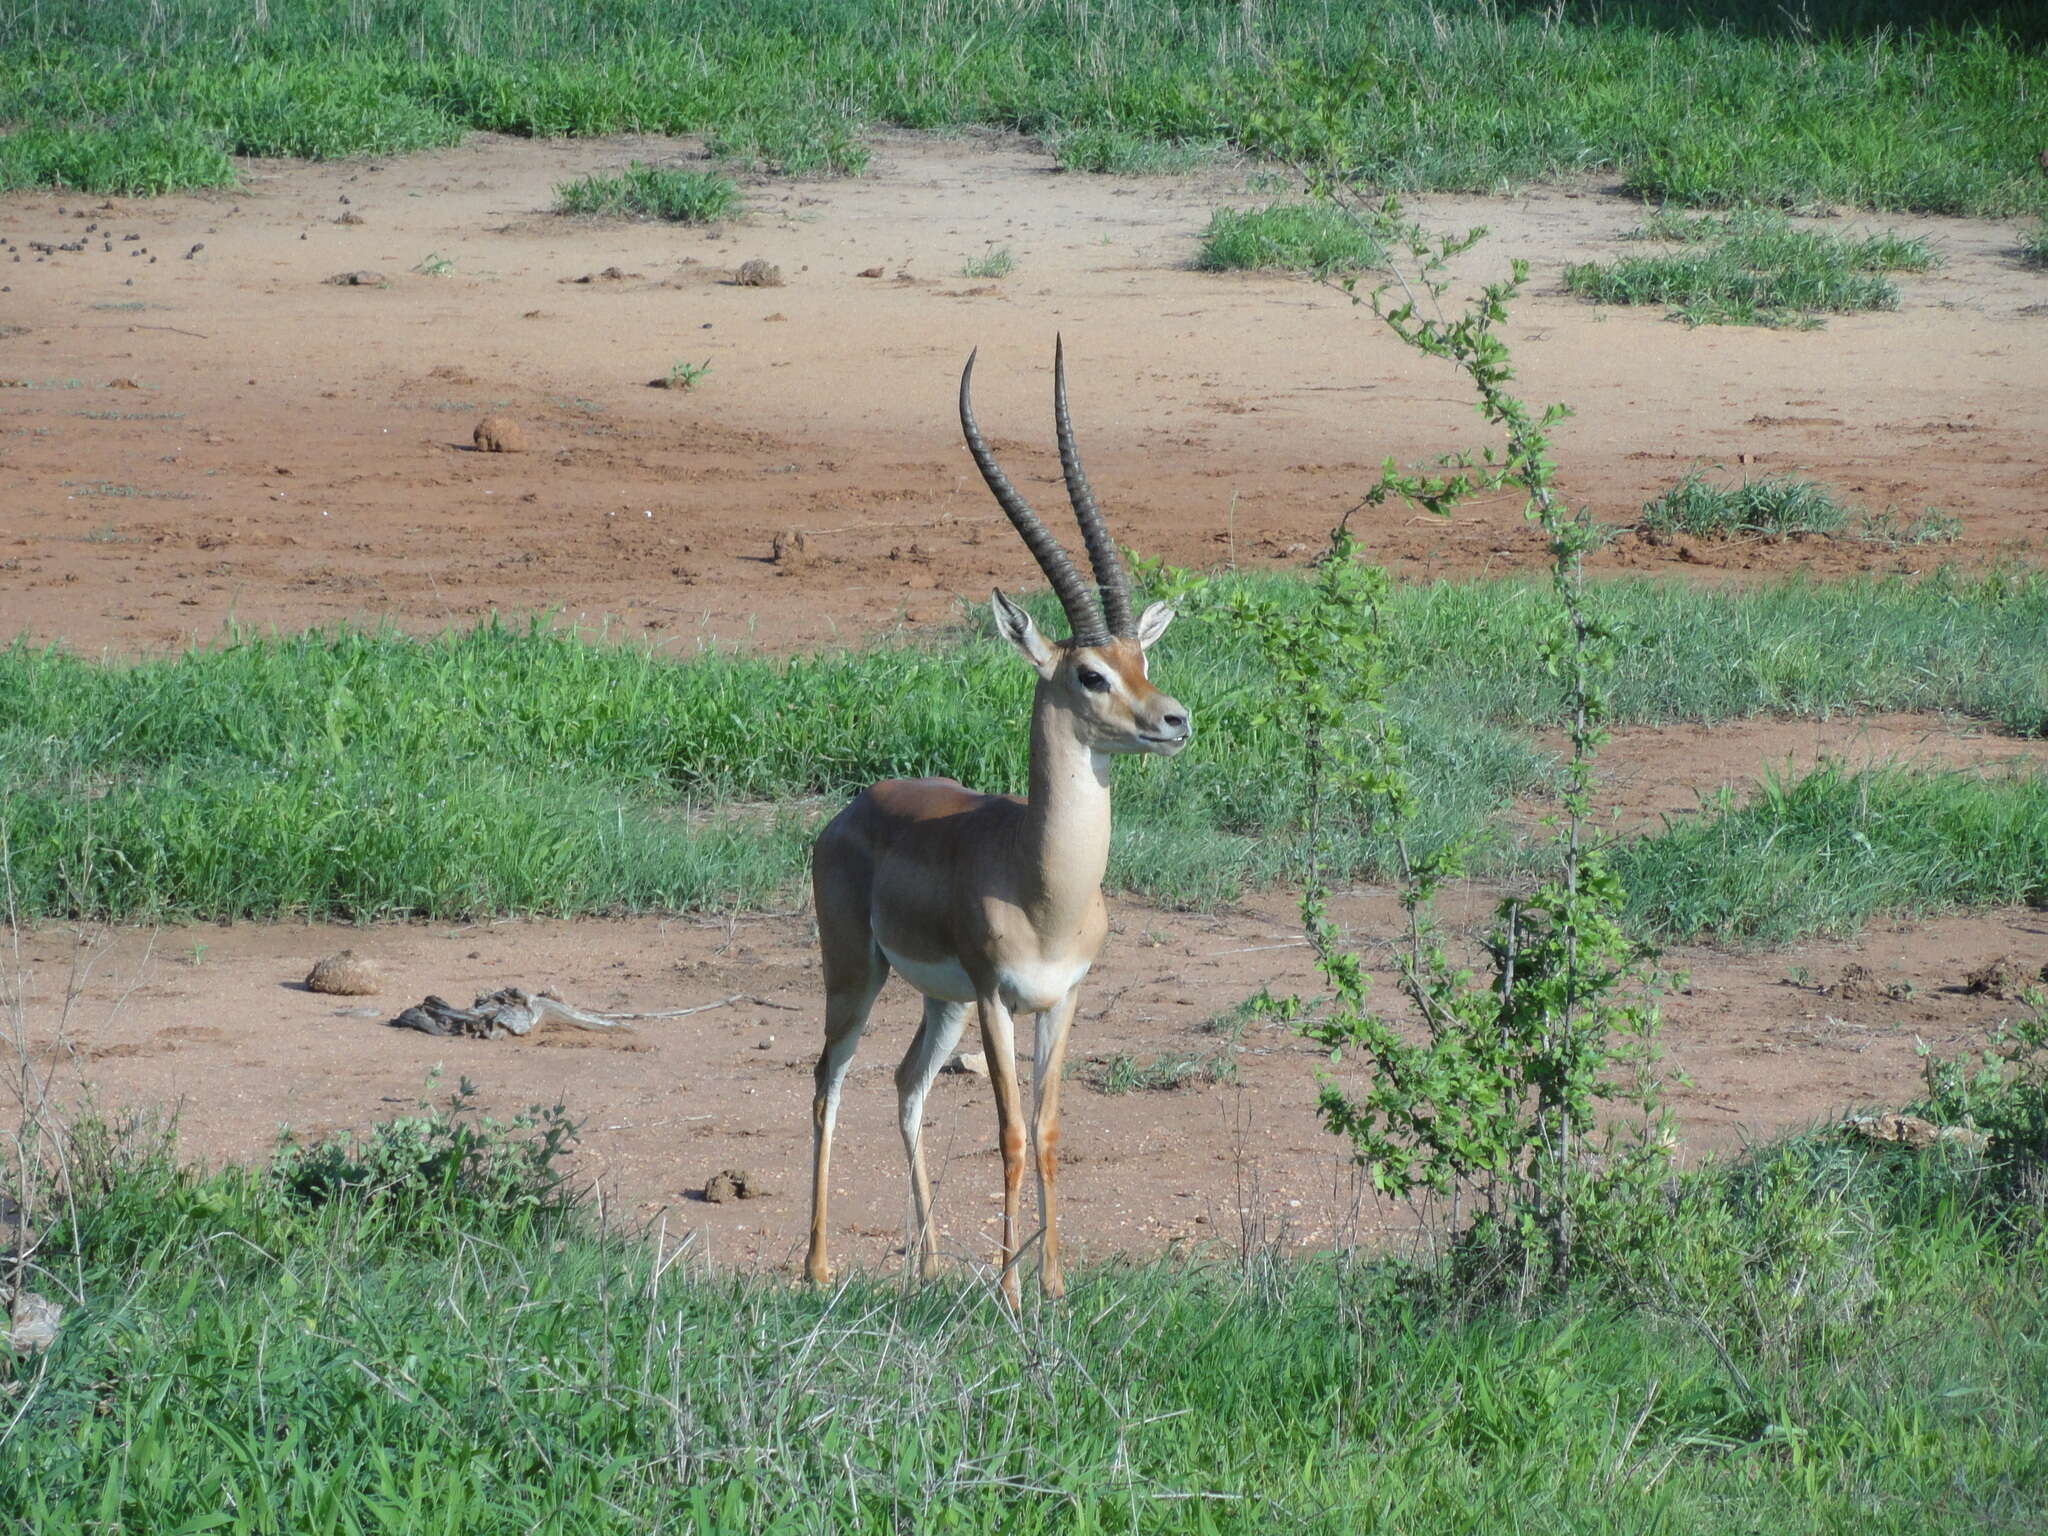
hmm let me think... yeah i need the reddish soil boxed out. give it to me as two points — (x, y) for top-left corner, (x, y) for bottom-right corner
(0, 132), (2042, 656)
(10, 875), (2045, 1277)
(3, 134), (2046, 1279)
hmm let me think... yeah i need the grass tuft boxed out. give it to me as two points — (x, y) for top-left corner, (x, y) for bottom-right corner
(1640, 473), (1850, 540)
(1052, 126), (1221, 175)
(960, 245), (1015, 278)
(705, 97), (870, 177)
(1196, 202), (1391, 274)
(1569, 210), (1938, 326)
(1639, 472), (1961, 547)
(1078, 1048), (1238, 1094)
(554, 163), (740, 223)
(2022, 220), (2048, 268)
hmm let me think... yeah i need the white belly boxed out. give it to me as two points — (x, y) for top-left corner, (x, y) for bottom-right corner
(880, 947), (1090, 1014)
(880, 947), (977, 1005)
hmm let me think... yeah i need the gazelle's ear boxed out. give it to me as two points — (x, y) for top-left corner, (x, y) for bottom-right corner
(1134, 600), (1176, 650)
(991, 589), (1058, 678)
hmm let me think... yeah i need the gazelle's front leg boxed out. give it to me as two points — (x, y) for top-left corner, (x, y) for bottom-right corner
(1031, 984), (1082, 1300)
(975, 991), (1028, 1309)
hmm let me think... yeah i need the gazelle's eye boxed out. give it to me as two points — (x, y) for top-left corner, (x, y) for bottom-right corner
(1076, 667), (1110, 693)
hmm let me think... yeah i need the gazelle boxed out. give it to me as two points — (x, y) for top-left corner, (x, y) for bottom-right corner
(805, 341), (1191, 1305)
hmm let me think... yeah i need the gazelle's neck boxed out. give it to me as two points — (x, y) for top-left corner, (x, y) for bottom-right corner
(1021, 685), (1112, 929)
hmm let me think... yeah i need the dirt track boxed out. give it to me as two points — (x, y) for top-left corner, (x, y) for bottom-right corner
(4, 133), (2046, 1276)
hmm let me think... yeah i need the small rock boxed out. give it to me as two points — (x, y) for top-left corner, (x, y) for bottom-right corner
(733, 258), (784, 287)
(6, 1290), (63, 1355)
(762, 312), (787, 322)
(473, 415), (528, 454)
(703, 1168), (768, 1203)
(334, 209), (366, 226)
(105, 378), (140, 390)
(305, 949), (382, 997)
(856, 265), (885, 278)
(326, 269), (383, 287)
(948, 1051), (989, 1078)
(769, 528), (810, 567)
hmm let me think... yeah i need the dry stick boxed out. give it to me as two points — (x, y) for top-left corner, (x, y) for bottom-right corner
(593, 994), (744, 1021)
(590, 992), (801, 1021)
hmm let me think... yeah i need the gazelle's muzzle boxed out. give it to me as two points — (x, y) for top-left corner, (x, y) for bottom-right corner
(1138, 696), (1191, 755)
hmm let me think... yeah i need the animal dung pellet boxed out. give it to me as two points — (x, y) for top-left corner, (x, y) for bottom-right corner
(305, 949), (382, 996)
(703, 1168), (768, 1203)
(472, 415), (528, 453)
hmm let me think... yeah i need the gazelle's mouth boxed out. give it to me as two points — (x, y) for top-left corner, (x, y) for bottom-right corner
(1138, 732), (1191, 753)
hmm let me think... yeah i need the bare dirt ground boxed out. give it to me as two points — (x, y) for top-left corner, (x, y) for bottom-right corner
(1, 131), (2043, 657)
(11, 874), (2046, 1277)
(4, 133), (2046, 1277)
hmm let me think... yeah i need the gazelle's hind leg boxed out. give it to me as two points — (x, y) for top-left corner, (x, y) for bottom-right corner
(896, 996), (970, 1280)
(806, 948), (887, 1287)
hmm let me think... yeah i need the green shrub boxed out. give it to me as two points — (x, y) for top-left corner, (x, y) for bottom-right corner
(271, 1075), (582, 1232)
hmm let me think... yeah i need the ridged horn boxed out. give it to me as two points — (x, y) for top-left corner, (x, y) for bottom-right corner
(959, 349), (1108, 646)
(1052, 336), (1134, 637)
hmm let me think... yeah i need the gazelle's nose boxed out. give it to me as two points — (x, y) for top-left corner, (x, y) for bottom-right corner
(1153, 696), (1191, 744)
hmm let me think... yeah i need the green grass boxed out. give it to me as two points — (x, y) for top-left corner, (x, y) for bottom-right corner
(2023, 220), (2048, 268)
(1637, 473), (1961, 547)
(1077, 1047), (1239, 1094)
(1567, 210), (1939, 326)
(0, 2), (2041, 213)
(552, 163), (740, 223)
(1850, 506), (1965, 548)
(5, 1098), (2045, 1533)
(4, 570), (2048, 929)
(1624, 208), (1941, 271)
(1620, 763), (2048, 943)
(704, 96), (870, 177)
(1639, 473), (1852, 539)
(960, 245), (1015, 279)
(1052, 126), (1223, 175)
(1196, 202), (1392, 274)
